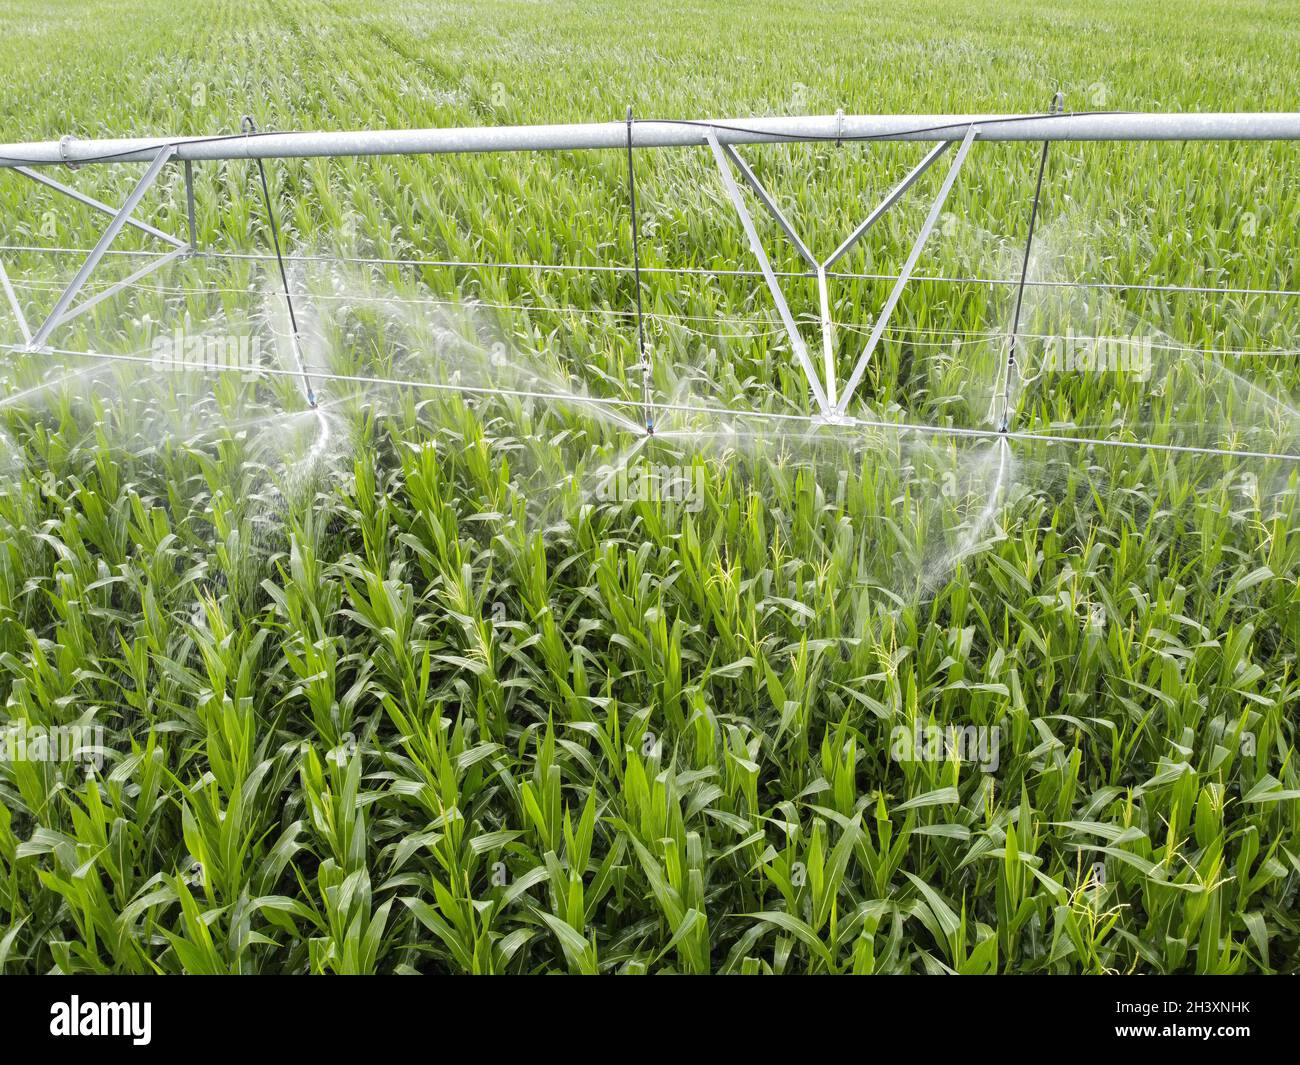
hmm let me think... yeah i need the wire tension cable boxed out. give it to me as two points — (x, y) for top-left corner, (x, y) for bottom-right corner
(243, 115), (317, 408)
(999, 91), (1063, 433)
(626, 107), (654, 434)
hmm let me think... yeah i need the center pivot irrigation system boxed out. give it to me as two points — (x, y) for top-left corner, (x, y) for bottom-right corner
(1, 108), (1299, 461)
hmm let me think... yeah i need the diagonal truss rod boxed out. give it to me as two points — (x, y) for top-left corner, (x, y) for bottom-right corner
(717, 141), (839, 403)
(55, 246), (188, 330)
(823, 140), (953, 270)
(15, 165), (186, 250)
(722, 144), (818, 269)
(835, 126), (977, 414)
(707, 127), (978, 415)
(0, 257), (30, 344)
(27, 146), (175, 350)
(705, 129), (831, 415)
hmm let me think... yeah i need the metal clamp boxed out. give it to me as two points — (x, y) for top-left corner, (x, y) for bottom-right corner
(58, 134), (81, 171)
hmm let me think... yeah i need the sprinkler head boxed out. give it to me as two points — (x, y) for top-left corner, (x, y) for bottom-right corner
(645, 419), (655, 436)
(306, 389), (318, 409)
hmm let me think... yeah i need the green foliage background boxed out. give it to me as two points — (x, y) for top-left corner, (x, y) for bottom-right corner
(0, 0), (1297, 972)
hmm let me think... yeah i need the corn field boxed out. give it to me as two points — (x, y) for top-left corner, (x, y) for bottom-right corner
(0, 0), (1298, 976)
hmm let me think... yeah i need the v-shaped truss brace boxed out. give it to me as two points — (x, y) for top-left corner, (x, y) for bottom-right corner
(4, 146), (189, 351)
(706, 124), (977, 418)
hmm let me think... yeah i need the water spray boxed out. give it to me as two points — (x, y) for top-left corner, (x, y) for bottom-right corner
(242, 115), (317, 410)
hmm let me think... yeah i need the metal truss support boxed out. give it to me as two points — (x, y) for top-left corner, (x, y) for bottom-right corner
(25, 146), (176, 350)
(705, 129), (831, 415)
(54, 245), (188, 332)
(707, 125), (979, 417)
(823, 140), (953, 270)
(0, 257), (31, 344)
(816, 264), (836, 408)
(15, 164), (186, 251)
(184, 160), (198, 251)
(835, 126), (977, 414)
(723, 143), (818, 270)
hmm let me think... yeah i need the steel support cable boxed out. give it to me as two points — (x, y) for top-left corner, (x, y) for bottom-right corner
(8, 265), (1298, 357)
(626, 108), (654, 433)
(5, 244), (1299, 300)
(640, 110), (1134, 144)
(7, 342), (1299, 464)
(6, 270), (1299, 357)
(1000, 93), (1060, 433)
(6, 270), (1299, 341)
(243, 116), (317, 408)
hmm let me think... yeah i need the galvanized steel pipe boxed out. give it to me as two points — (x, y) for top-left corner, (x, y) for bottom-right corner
(3, 113), (1300, 168)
